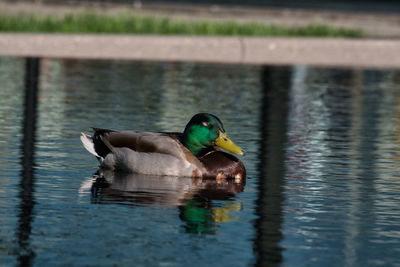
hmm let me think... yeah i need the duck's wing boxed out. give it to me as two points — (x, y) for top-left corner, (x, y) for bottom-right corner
(93, 128), (201, 164)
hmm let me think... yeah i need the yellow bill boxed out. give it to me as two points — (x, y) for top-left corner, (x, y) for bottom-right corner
(215, 131), (245, 156)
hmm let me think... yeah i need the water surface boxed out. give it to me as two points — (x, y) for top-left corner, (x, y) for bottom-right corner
(0, 57), (400, 266)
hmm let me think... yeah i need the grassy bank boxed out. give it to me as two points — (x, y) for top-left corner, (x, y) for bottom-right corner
(0, 13), (364, 37)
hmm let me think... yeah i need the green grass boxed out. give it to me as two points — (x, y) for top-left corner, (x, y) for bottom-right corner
(0, 13), (364, 37)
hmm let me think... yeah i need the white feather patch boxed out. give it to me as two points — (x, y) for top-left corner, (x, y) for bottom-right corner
(80, 132), (99, 157)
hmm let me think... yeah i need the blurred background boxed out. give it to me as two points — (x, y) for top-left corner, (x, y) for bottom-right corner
(1, 0), (400, 38)
(9, 0), (400, 12)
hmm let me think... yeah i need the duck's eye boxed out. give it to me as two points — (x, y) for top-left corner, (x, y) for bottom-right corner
(202, 122), (210, 128)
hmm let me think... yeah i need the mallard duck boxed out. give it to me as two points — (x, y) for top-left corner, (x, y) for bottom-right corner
(80, 113), (246, 179)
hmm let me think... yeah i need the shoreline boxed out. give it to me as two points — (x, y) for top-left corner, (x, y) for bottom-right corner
(1, 33), (399, 68)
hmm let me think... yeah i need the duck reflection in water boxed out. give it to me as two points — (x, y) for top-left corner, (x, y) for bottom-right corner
(81, 169), (245, 234)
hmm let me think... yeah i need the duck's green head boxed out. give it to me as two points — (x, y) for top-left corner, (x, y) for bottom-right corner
(183, 113), (244, 157)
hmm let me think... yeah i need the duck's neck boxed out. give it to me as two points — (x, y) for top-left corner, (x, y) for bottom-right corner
(182, 136), (204, 156)
(182, 127), (212, 156)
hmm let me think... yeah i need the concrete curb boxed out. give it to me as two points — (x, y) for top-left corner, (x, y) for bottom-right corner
(1, 34), (400, 68)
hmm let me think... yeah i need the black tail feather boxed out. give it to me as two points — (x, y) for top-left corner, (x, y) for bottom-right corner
(92, 128), (114, 159)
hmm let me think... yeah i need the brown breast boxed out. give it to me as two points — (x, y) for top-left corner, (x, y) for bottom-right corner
(199, 151), (246, 179)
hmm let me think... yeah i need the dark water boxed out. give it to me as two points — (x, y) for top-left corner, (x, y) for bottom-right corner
(1, 57), (400, 266)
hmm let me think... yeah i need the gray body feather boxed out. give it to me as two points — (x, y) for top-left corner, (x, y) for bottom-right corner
(102, 147), (197, 176)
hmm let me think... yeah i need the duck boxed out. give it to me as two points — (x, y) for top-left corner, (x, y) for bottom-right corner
(80, 113), (246, 179)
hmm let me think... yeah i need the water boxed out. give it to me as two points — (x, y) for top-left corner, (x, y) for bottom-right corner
(0, 57), (400, 266)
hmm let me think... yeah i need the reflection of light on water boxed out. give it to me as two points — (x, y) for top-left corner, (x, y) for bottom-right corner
(287, 65), (330, 185)
(283, 67), (400, 266)
(0, 57), (24, 172)
(39, 59), (67, 139)
(0, 58), (25, 254)
(157, 63), (261, 131)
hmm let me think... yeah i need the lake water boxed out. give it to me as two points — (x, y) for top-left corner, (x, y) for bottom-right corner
(1, 57), (400, 266)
